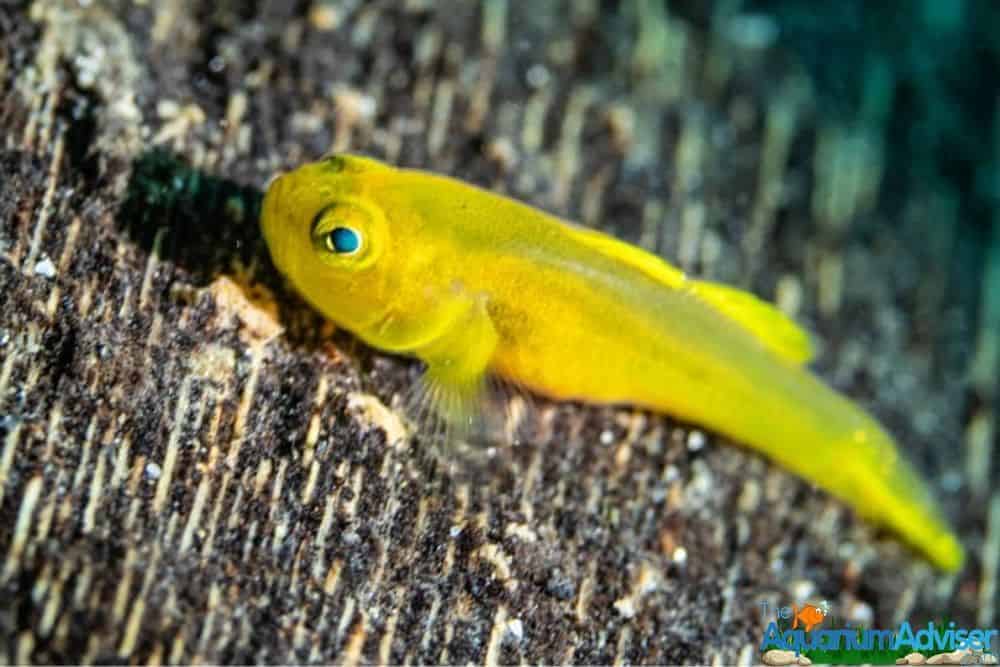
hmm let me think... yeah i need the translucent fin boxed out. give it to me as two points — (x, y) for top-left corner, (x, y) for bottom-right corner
(412, 364), (487, 446)
(568, 225), (813, 365)
(687, 280), (815, 365)
(393, 310), (544, 490)
(397, 379), (497, 471)
(483, 374), (539, 447)
(400, 293), (500, 448)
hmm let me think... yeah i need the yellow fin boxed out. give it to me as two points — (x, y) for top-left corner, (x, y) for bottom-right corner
(568, 225), (813, 364)
(688, 280), (815, 365)
(404, 293), (499, 444)
(570, 226), (687, 288)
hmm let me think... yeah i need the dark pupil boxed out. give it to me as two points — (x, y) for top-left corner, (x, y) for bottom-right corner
(328, 227), (360, 253)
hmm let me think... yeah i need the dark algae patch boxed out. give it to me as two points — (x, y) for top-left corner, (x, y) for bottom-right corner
(119, 149), (264, 283)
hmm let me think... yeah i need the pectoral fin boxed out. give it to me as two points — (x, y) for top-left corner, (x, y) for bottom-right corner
(408, 295), (499, 442)
(689, 280), (815, 365)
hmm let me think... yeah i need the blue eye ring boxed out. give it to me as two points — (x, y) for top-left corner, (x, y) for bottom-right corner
(309, 199), (382, 268)
(324, 226), (361, 254)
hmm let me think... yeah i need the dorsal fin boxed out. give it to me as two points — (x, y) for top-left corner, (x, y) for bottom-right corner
(569, 225), (814, 365)
(570, 225), (687, 287)
(687, 280), (815, 365)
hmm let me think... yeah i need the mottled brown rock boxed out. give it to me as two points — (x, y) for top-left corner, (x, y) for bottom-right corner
(0, 0), (995, 665)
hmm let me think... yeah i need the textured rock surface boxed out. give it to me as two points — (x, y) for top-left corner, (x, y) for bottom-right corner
(0, 0), (997, 664)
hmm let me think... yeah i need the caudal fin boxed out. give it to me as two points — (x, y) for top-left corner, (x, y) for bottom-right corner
(835, 427), (964, 572)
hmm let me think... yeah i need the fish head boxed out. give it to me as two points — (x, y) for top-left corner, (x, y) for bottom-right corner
(260, 154), (399, 333)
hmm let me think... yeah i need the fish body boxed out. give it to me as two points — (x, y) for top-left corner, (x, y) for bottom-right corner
(260, 154), (963, 572)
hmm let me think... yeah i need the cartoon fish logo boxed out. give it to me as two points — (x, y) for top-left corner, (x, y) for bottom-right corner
(791, 604), (827, 632)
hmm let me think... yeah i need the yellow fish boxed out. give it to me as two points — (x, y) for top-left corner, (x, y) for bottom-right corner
(260, 153), (963, 572)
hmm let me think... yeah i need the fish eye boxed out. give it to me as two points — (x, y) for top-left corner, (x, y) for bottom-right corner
(310, 198), (384, 269)
(324, 226), (362, 254)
